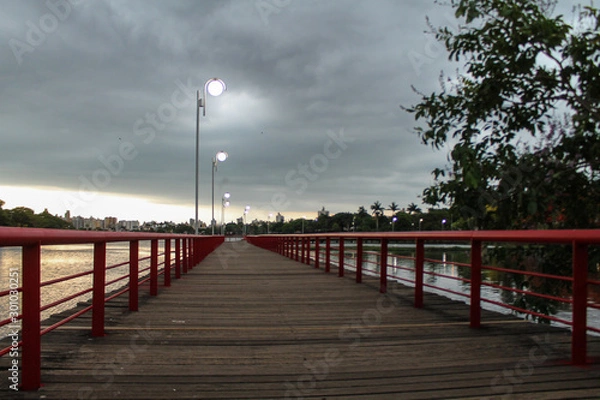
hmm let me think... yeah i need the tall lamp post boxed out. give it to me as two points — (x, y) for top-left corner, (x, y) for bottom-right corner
(221, 192), (230, 235)
(244, 205), (250, 235)
(267, 213), (273, 234)
(211, 151), (228, 235)
(195, 78), (227, 235)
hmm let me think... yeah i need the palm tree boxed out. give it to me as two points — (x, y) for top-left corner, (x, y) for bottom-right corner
(371, 201), (384, 230)
(407, 202), (422, 214)
(388, 202), (400, 215)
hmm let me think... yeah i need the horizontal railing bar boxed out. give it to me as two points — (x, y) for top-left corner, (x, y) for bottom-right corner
(481, 298), (572, 326)
(482, 282), (572, 305)
(40, 269), (93, 287)
(40, 305), (94, 336)
(40, 288), (94, 312)
(422, 282), (470, 298)
(253, 230), (600, 244)
(483, 265), (573, 282)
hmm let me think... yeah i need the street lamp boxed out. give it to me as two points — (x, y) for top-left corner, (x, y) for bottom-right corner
(221, 192), (230, 235)
(392, 216), (398, 232)
(268, 213), (273, 234)
(244, 205), (250, 235)
(211, 151), (228, 235)
(195, 78), (227, 235)
(419, 218), (424, 231)
(441, 219), (447, 231)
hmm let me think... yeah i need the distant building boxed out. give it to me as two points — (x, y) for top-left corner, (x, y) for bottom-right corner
(71, 216), (85, 230)
(318, 207), (330, 217)
(275, 212), (284, 223)
(119, 220), (140, 231)
(104, 217), (117, 231)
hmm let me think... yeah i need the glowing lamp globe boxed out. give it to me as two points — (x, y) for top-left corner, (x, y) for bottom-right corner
(206, 78), (226, 97)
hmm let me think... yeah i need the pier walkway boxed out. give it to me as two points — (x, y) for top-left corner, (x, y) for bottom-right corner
(3, 241), (600, 399)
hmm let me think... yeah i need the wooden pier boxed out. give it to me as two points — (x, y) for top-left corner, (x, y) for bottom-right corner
(2, 241), (600, 399)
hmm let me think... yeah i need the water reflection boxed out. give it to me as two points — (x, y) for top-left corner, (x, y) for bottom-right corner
(0, 242), (155, 339)
(337, 246), (600, 333)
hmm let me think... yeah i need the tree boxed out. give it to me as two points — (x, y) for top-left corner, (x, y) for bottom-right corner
(33, 209), (72, 229)
(370, 201), (385, 230)
(7, 207), (35, 227)
(388, 202), (400, 214)
(406, 202), (422, 214)
(405, 0), (600, 229)
(0, 199), (10, 226)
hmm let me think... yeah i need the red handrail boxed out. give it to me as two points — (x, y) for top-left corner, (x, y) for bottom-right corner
(247, 230), (600, 366)
(0, 227), (224, 391)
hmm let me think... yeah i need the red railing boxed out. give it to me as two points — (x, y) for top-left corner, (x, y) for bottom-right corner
(0, 227), (223, 391)
(247, 230), (600, 366)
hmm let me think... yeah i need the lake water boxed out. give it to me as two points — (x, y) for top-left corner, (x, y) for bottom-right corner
(0, 242), (156, 339)
(1, 243), (599, 340)
(335, 245), (600, 334)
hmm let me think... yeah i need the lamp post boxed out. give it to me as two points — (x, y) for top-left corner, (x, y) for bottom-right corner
(419, 218), (424, 231)
(211, 151), (228, 235)
(441, 219), (447, 231)
(392, 216), (398, 232)
(221, 192), (230, 235)
(244, 205), (250, 235)
(195, 78), (227, 235)
(268, 213), (272, 234)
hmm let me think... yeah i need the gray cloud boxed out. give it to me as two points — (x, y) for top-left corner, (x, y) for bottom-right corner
(2, 0), (570, 222)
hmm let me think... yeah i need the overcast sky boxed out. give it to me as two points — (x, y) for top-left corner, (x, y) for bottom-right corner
(0, 0), (577, 224)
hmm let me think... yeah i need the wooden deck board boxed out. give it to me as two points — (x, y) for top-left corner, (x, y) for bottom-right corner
(1, 241), (599, 399)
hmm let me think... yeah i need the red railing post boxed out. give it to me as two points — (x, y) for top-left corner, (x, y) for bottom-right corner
(325, 237), (331, 273)
(338, 238), (345, 277)
(572, 241), (588, 365)
(21, 242), (41, 391)
(164, 239), (171, 287)
(356, 238), (363, 284)
(182, 239), (188, 274)
(189, 238), (195, 269)
(315, 237), (320, 269)
(129, 240), (139, 312)
(414, 239), (424, 308)
(175, 239), (181, 279)
(304, 237), (312, 265)
(295, 237), (300, 262)
(470, 240), (482, 328)
(301, 237), (306, 264)
(380, 238), (388, 293)
(150, 239), (158, 296)
(92, 241), (106, 337)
